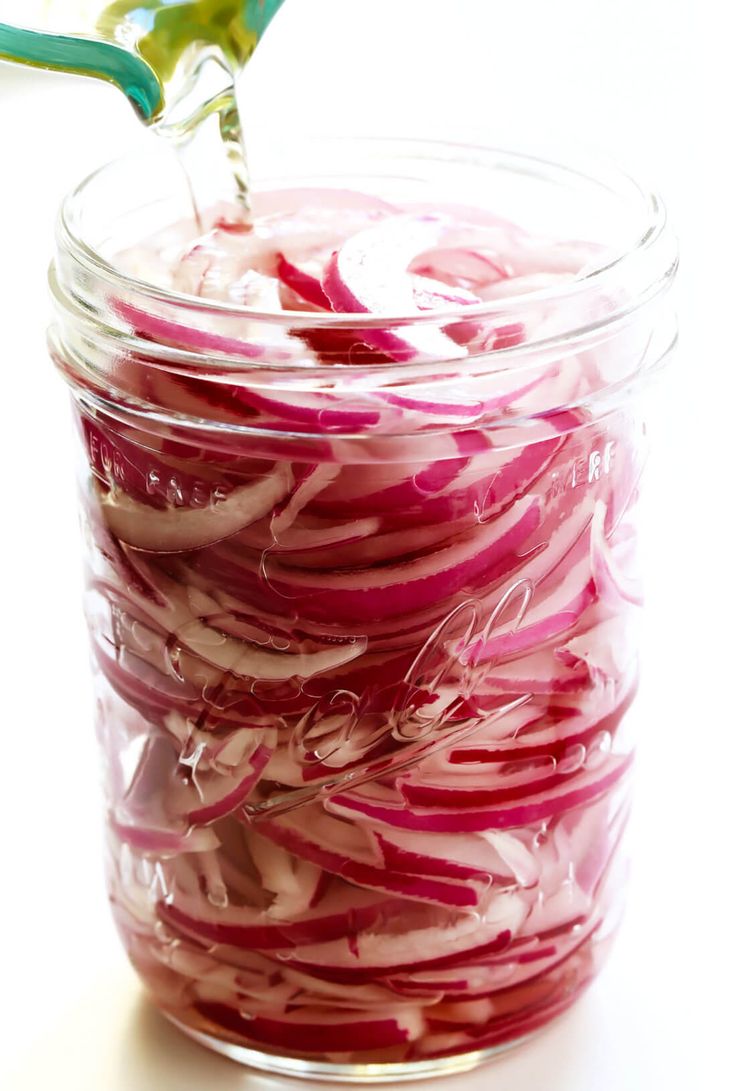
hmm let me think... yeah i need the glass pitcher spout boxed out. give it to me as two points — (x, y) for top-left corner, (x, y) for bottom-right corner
(0, 21), (162, 118)
(0, 1), (286, 121)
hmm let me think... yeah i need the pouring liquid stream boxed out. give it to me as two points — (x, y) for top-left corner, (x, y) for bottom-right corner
(152, 46), (253, 224)
(0, 1), (287, 220)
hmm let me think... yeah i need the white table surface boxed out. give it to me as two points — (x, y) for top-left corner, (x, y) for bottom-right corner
(0, 3), (733, 1088)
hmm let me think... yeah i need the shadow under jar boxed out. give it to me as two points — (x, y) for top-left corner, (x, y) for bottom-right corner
(49, 138), (678, 1083)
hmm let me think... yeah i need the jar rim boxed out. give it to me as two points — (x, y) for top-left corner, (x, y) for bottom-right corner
(56, 136), (678, 351)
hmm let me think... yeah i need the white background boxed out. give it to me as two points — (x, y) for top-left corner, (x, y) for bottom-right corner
(0, 2), (734, 1089)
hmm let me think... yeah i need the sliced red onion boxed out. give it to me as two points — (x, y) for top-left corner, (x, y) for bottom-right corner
(462, 565), (597, 664)
(411, 247), (511, 289)
(159, 889), (408, 950)
(115, 300), (294, 362)
(258, 493), (543, 623)
(327, 755), (634, 832)
(323, 216), (467, 361)
(252, 809), (485, 909)
(237, 513), (382, 556)
(449, 685), (635, 766)
(195, 1001), (425, 1053)
(110, 818), (219, 855)
(411, 275), (481, 310)
(96, 463), (293, 552)
(371, 828), (537, 887)
(279, 895), (527, 980)
(590, 500), (645, 607)
(112, 564), (367, 681)
(270, 464), (341, 538)
(185, 744), (272, 825)
(276, 253), (331, 309)
(82, 185), (642, 1067)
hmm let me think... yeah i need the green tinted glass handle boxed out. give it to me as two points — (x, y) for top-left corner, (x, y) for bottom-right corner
(0, 1), (286, 121)
(0, 23), (162, 117)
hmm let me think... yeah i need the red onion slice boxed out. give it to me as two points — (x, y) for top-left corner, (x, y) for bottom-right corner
(276, 253), (332, 309)
(259, 493), (543, 623)
(159, 889), (408, 950)
(195, 1002), (425, 1053)
(111, 563), (368, 681)
(115, 300), (294, 362)
(323, 216), (467, 361)
(591, 500), (645, 607)
(252, 809), (486, 909)
(328, 754), (634, 832)
(96, 463), (294, 552)
(110, 819), (219, 855)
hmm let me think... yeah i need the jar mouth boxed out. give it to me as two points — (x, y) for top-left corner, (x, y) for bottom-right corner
(55, 136), (677, 349)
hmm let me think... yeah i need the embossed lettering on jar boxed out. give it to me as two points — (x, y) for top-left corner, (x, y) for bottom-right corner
(50, 139), (678, 1082)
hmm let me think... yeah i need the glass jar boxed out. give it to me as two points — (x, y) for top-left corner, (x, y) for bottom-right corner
(50, 138), (677, 1082)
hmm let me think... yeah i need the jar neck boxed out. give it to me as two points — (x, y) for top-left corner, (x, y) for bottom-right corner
(49, 140), (678, 450)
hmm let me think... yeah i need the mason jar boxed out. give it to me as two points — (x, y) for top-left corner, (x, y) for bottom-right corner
(49, 138), (677, 1082)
